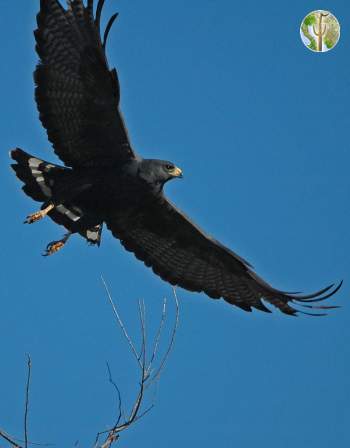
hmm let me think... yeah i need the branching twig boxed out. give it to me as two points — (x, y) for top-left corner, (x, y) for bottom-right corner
(0, 281), (179, 448)
(96, 280), (180, 448)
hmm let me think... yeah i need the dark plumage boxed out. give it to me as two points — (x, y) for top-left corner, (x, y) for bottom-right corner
(11, 0), (341, 315)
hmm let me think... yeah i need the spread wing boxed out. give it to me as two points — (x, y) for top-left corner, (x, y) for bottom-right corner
(105, 196), (341, 316)
(34, 0), (136, 168)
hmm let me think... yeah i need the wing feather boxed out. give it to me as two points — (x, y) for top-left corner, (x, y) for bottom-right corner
(34, 0), (136, 168)
(105, 196), (341, 315)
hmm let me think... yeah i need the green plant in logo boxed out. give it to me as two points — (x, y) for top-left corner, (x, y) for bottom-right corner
(300, 10), (340, 52)
(301, 13), (316, 51)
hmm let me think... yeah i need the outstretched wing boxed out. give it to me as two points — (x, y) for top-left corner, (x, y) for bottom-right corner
(34, 0), (136, 168)
(105, 196), (341, 315)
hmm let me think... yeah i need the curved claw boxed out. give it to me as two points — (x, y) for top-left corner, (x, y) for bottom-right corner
(43, 240), (65, 257)
(24, 203), (54, 224)
(42, 232), (71, 257)
(24, 210), (46, 224)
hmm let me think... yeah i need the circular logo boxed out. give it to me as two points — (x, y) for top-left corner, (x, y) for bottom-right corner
(300, 10), (340, 52)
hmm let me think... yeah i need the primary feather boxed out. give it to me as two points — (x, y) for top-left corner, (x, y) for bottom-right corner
(34, 0), (135, 168)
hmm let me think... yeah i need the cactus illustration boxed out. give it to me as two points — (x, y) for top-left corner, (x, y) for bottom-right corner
(313, 11), (329, 51)
(300, 10), (340, 52)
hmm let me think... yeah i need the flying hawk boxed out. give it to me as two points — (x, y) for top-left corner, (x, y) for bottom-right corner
(10, 0), (341, 315)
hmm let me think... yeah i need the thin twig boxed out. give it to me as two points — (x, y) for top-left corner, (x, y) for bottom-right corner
(106, 363), (123, 428)
(132, 403), (155, 424)
(24, 355), (32, 448)
(23, 442), (53, 447)
(124, 302), (148, 426)
(148, 287), (179, 386)
(146, 298), (167, 376)
(0, 429), (53, 447)
(137, 299), (147, 365)
(101, 276), (142, 369)
(128, 375), (145, 425)
(0, 429), (23, 448)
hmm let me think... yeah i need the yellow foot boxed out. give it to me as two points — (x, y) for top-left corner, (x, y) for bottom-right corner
(24, 210), (45, 224)
(44, 241), (65, 256)
(43, 232), (71, 257)
(24, 203), (54, 224)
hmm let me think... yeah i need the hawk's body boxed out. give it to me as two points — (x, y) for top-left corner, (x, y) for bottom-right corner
(11, 0), (341, 315)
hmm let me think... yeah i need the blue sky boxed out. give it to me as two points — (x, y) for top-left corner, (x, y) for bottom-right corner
(1, 0), (350, 446)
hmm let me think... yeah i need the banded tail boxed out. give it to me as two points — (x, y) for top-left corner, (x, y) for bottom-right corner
(10, 148), (103, 249)
(10, 147), (64, 202)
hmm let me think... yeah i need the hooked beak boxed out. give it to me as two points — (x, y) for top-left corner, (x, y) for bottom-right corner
(173, 166), (183, 178)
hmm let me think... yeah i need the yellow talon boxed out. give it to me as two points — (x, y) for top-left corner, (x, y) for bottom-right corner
(44, 241), (65, 256)
(25, 203), (54, 224)
(43, 232), (71, 257)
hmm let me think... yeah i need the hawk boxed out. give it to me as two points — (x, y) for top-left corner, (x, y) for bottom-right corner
(11, 0), (341, 315)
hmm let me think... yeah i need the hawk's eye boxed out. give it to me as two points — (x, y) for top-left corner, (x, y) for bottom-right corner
(165, 164), (174, 171)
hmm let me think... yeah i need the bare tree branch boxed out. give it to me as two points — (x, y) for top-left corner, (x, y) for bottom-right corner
(95, 280), (180, 448)
(0, 281), (179, 448)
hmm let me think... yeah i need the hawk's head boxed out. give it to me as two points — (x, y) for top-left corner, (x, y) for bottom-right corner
(139, 159), (183, 187)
